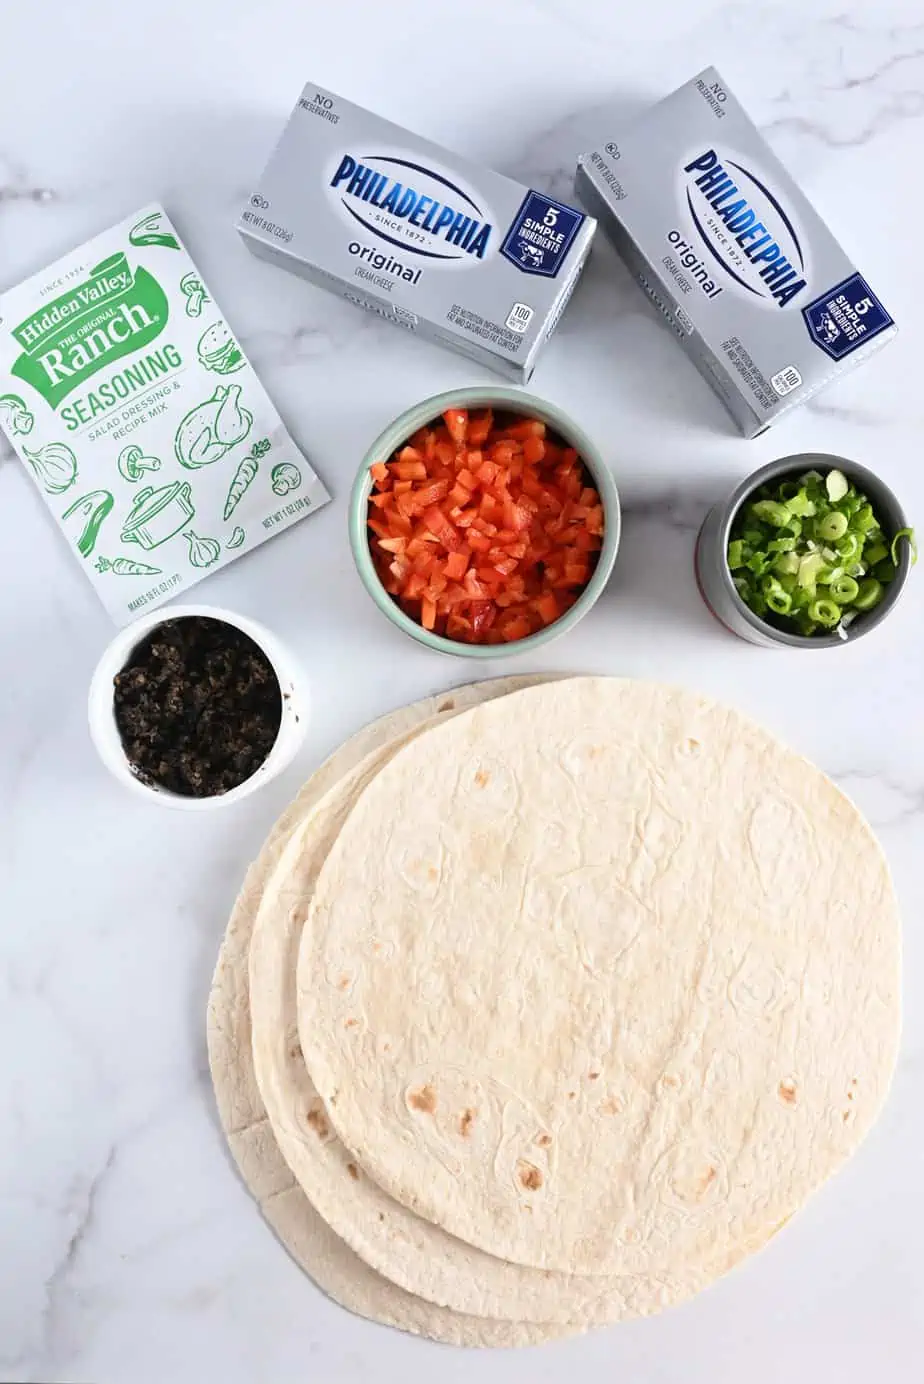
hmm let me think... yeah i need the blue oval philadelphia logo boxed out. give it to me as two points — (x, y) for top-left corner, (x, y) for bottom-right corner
(328, 154), (494, 262)
(679, 147), (808, 308)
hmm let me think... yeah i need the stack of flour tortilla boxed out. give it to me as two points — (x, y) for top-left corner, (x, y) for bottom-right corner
(207, 676), (901, 1346)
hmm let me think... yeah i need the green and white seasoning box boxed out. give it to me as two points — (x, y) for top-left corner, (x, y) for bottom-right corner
(0, 204), (330, 624)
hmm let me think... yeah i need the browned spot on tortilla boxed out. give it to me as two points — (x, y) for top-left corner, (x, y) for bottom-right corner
(842, 1110), (852, 1123)
(289, 1040), (302, 1061)
(847, 1090), (854, 1100)
(662, 1074), (680, 1089)
(588, 745), (603, 759)
(778, 1079), (798, 1105)
(567, 1090), (576, 1100)
(474, 768), (491, 788)
(347, 1162), (359, 1180)
(336, 974), (350, 990)
(344, 1018), (358, 1028)
(517, 1160), (543, 1191)
(601, 1096), (622, 1116)
(697, 1165), (717, 1196)
(427, 866), (438, 881)
(408, 1084), (437, 1114)
(372, 941), (382, 954)
(306, 1106), (330, 1139)
(438, 699), (456, 712)
(459, 1108), (476, 1138)
(534, 1132), (552, 1148)
(588, 1071), (600, 1081)
(378, 1212), (385, 1221)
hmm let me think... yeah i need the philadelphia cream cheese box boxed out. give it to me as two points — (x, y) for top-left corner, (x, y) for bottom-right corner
(576, 68), (896, 436)
(238, 83), (597, 382)
(0, 204), (330, 623)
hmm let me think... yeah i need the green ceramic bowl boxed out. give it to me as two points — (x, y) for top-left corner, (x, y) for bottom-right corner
(349, 386), (621, 658)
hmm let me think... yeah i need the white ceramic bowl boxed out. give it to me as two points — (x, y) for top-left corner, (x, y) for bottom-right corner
(87, 604), (307, 809)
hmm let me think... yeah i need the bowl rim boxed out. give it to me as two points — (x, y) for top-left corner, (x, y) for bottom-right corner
(87, 603), (306, 810)
(714, 452), (912, 649)
(349, 386), (621, 658)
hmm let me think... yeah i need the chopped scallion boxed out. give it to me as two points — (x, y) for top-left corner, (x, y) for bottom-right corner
(890, 527), (918, 567)
(825, 470), (849, 501)
(726, 466), (912, 637)
(830, 575), (860, 604)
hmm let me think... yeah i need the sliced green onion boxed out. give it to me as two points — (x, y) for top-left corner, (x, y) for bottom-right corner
(830, 575), (860, 604)
(853, 578), (883, 611)
(864, 540), (888, 566)
(808, 598), (841, 627)
(797, 552), (826, 589)
(727, 468), (913, 637)
(767, 590), (792, 615)
(836, 533), (862, 562)
(785, 490), (816, 517)
(751, 500), (791, 527)
(773, 552), (800, 577)
(890, 527), (918, 566)
(817, 511), (848, 541)
(825, 469), (849, 501)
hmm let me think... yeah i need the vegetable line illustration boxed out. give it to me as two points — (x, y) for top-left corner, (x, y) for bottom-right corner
(62, 490), (114, 557)
(0, 393), (35, 437)
(184, 528), (221, 569)
(23, 441), (78, 494)
(175, 384), (254, 469)
(117, 445), (162, 483)
(223, 438), (271, 519)
(180, 271), (209, 318)
(95, 556), (163, 576)
(226, 526), (246, 550)
(270, 461), (302, 497)
(129, 210), (180, 251)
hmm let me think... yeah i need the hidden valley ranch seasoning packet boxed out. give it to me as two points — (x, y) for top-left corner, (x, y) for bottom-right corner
(0, 204), (330, 623)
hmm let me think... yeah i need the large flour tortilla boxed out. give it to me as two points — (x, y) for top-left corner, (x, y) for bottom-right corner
(250, 736), (767, 1325)
(297, 677), (901, 1275)
(208, 677), (573, 1345)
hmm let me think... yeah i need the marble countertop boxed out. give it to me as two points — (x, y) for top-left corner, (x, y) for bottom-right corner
(2, 1), (922, 1380)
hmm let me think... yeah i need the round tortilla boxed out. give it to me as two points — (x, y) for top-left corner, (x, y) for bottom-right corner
(296, 677), (901, 1275)
(250, 736), (754, 1325)
(207, 676), (574, 1345)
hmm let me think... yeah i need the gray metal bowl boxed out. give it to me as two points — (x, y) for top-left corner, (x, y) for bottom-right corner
(695, 453), (912, 648)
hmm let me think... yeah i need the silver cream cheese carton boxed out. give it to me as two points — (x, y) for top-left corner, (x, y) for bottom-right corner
(238, 84), (596, 382)
(0, 205), (329, 624)
(576, 68), (896, 436)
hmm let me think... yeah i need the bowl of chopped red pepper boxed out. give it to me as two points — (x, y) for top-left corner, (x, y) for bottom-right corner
(350, 387), (620, 655)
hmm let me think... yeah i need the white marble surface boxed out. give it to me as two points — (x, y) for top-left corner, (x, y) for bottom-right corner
(1, 1), (923, 1380)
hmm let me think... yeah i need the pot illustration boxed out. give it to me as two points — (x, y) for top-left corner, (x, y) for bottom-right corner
(120, 479), (195, 550)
